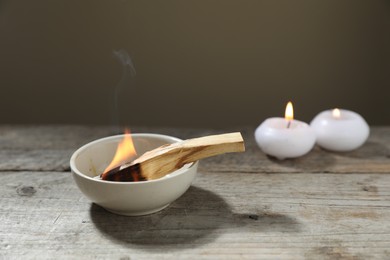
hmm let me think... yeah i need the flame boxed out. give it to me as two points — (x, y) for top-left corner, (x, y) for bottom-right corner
(104, 129), (137, 173)
(285, 101), (294, 121)
(332, 108), (341, 118)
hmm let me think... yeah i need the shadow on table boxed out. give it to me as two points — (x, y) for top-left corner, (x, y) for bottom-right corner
(268, 140), (390, 173)
(266, 146), (337, 172)
(332, 140), (390, 159)
(90, 186), (301, 251)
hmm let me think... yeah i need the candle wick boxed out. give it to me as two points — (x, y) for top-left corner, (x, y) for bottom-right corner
(287, 120), (291, 129)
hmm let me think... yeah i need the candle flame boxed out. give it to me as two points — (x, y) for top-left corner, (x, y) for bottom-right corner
(285, 101), (294, 121)
(104, 129), (137, 173)
(332, 108), (341, 118)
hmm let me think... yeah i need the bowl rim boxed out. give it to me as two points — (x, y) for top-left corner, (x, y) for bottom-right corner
(70, 133), (197, 185)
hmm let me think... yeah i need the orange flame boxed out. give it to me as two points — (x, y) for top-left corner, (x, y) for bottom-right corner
(285, 101), (294, 121)
(104, 129), (137, 173)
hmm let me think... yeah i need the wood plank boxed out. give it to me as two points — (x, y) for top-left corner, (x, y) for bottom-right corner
(0, 125), (389, 173)
(0, 125), (113, 172)
(206, 126), (390, 174)
(0, 125), (214, 172)
(1, 170), (390, 259)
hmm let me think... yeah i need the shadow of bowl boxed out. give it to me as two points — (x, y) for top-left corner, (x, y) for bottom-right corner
(90, 186), (231, 250)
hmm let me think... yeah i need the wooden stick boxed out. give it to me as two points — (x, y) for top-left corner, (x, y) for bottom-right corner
(100, 132), (245, 182)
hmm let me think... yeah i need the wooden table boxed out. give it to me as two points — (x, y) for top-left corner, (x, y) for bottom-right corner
(1, 125), (390, 259)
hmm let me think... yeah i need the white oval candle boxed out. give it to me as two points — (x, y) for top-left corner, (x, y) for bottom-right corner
(310, 108), (369, 152)
(255, 102), (316, 160)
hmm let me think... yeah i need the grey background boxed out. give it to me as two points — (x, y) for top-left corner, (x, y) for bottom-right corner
(0, 0), (389, 128)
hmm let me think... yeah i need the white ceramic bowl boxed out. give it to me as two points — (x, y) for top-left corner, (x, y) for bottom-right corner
(70, 133), (198, 216)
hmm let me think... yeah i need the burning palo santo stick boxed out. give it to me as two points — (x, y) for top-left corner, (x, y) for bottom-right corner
(101, 132), (245, 182)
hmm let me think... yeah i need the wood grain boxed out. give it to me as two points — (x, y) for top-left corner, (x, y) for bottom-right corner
(0, 125), (389, 173)
(1, 125), (390, 259)
(1, 171), (389, 259)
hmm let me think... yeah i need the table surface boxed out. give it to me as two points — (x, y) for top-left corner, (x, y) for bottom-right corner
(1, 125), (390, 259)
